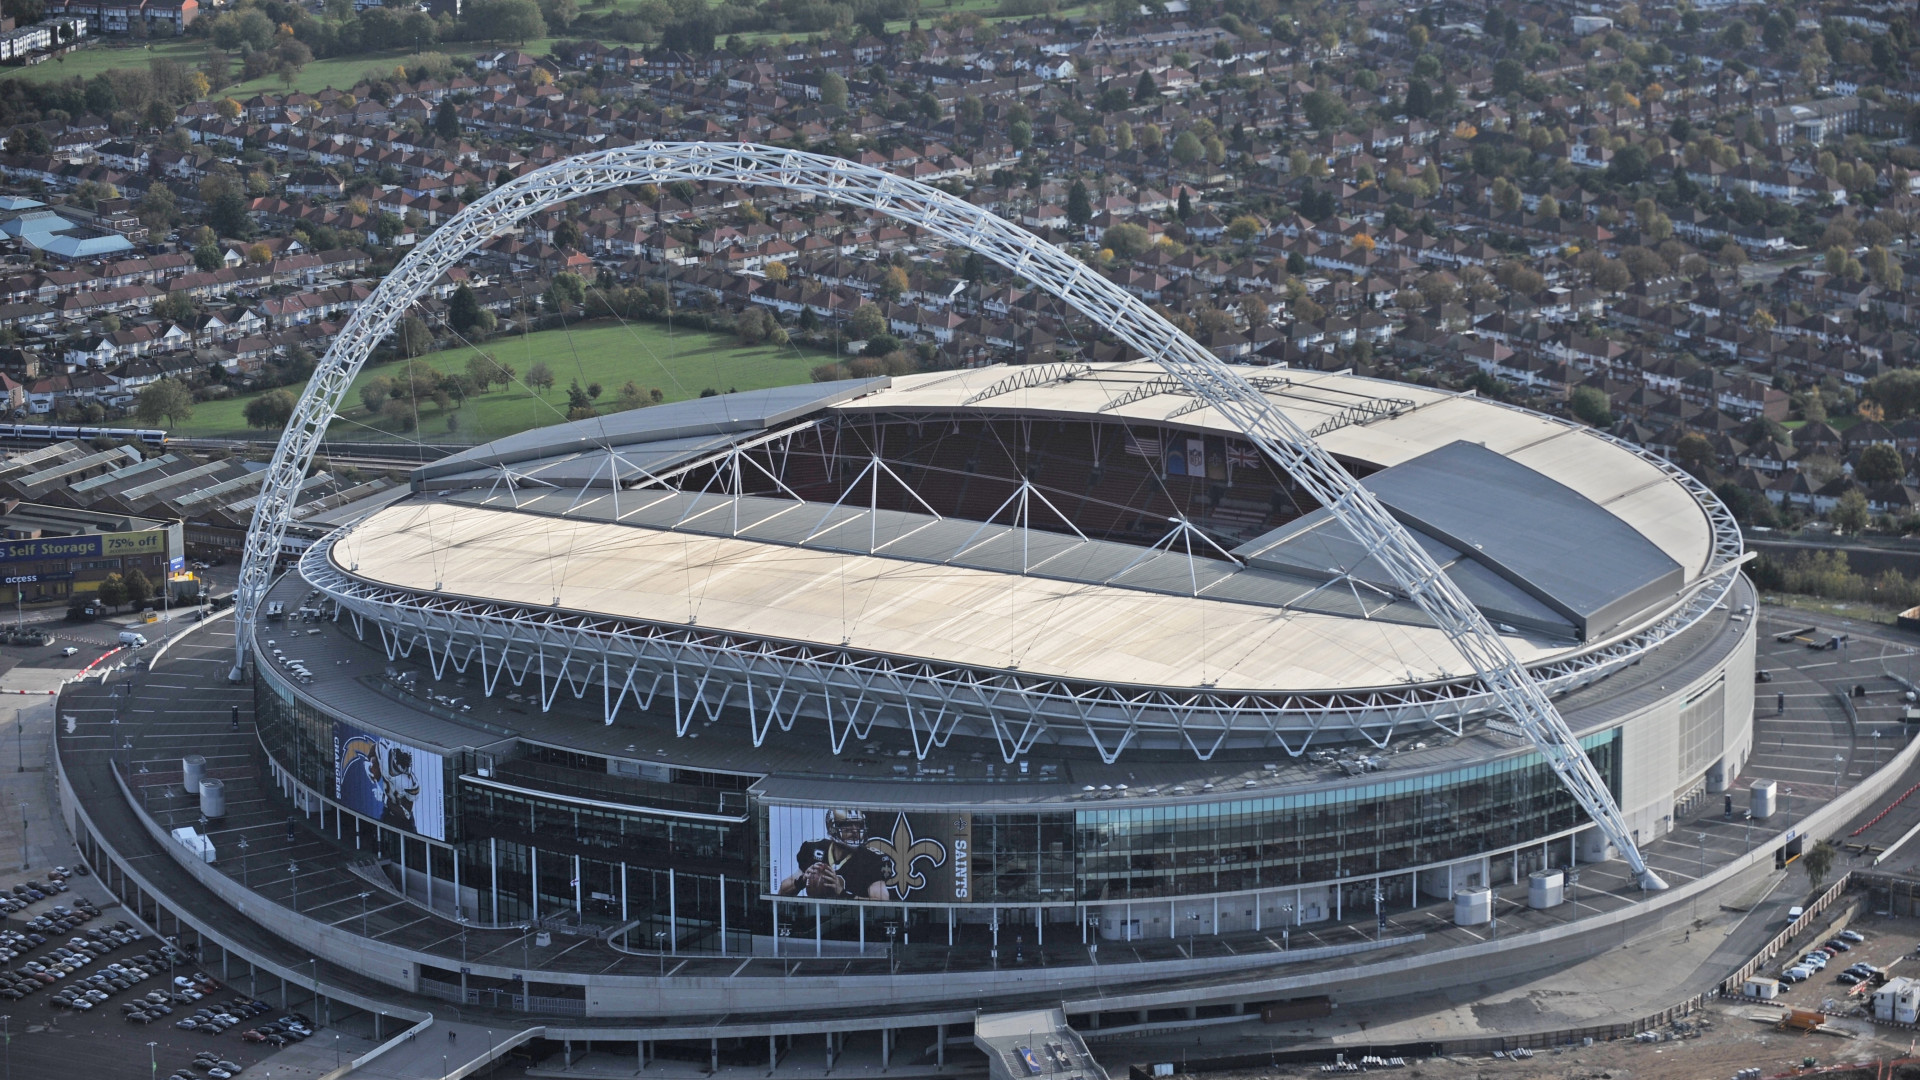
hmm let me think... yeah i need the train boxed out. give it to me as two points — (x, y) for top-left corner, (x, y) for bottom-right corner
(0, 424), (167, 448)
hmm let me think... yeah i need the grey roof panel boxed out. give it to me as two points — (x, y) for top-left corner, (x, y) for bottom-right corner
(416, 379), (889, 482)
(1363, 440), (1681, 638)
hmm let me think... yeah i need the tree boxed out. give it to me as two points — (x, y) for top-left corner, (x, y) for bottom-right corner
(525, 361), (556, 396)
(1802, 839), (1838, 889)
(1403, 77), (1433, 119)
(396, 316), (433, 357)
(466, 352), (509, 393)
(1301, 90), (1345, 129)
(95, 573), (127, 612)
(137, 185), (176, 232)
(1570, 385), (1613, 427)
(1858, 443), (1905, 485)
(122, 568), (152, 609)
(1226, 215), (1263, 243)
(820, 72), (847, 109)
(135, 378), (194, 427)
(1493, 58), (1525, 95)
(1832, 488), (1871, 534)
(243, 389), (297, 430)
(1868, 369), (1920, 420)
(193, 241), (223, 273)
(1673, 431), (1714, 475)
(449, 284), (486, 335)
(1134, 71), (1157, 101)
(565, 379), (595, 420)
(210, 191), (253, 239)
(1009, 120), (1032, 151)
(1607, 145), (1648, 186)
(1101, 222), (1151, 259)
(433, 100), (460, 141)
(879, 266), (910, 302)
(849, 304), (887, 341)
(1066, 179), (1091, 227)
(545, 271), (587, 312)
(475, 0), (546, 41)
(1170, 130), (1204, 166)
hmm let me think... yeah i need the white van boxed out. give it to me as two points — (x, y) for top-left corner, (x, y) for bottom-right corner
(117, 631), (147, 648)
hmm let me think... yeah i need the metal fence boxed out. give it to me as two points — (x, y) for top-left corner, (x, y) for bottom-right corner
(1721, 871), (1856, 994)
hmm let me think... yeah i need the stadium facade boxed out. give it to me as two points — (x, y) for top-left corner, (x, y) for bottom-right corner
(250, 361), (1755, 1001)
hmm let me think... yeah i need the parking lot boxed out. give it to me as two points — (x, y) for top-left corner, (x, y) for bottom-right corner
(0, 867), (316, 1080)
(1763, 910), (1918, 1010)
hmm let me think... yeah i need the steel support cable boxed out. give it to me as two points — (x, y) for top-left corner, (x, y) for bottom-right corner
(237, 142), (1680, 888)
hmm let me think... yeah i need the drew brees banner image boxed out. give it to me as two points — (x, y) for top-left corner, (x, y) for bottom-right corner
(767, 805), (973, 903)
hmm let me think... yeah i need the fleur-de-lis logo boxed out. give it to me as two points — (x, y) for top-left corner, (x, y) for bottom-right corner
(865, 814), (947, 899)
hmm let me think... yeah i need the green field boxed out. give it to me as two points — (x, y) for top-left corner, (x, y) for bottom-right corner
(5, 37), (558, 95)
(4, 39), (203, 84)
(169, 320), (829, 442)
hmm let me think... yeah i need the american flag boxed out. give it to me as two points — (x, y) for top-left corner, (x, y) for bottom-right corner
(1226, 442), (1261, 468)
(1125, 433), (1162, 458)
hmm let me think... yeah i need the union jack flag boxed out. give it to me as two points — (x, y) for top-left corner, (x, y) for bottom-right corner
(1226, 442), (1261, 468)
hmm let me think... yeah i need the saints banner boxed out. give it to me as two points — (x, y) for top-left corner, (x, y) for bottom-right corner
(767, 805), (973, 903)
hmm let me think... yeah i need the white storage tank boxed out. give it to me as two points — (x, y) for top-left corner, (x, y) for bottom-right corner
(181, 755), (205, 792)
(199, 778), (225, 820)
(1453, 888), (1492, 926)
(1528, 870), (1564, 909)
(1751, 778), (1777, 821)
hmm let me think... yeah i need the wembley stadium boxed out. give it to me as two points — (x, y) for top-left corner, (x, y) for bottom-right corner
(253, 356), (1755, 978)
(49, 148), (1772, 1051)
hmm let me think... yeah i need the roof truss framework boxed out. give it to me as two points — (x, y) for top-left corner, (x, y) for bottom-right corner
(304, 527), (1744, 770)
(233, 143), (1747, 890)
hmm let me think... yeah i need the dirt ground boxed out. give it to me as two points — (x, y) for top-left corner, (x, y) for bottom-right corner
(1193, 914), (1920, 1080)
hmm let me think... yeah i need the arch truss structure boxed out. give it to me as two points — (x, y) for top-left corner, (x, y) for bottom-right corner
(237, 142), (1683, 889)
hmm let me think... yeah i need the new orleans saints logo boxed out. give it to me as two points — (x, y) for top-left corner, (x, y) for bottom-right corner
(864, 814), (948, 900)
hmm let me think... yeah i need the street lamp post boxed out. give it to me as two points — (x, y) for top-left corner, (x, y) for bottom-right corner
(1186, 910), (1200, 955)
(358, 891), (371, 936)
(16, 803), (24, 872)
(238, 836), (249, 886)
(1698, 832), (1707, 879)
(288, 861), (299, 910)
(2, 1013), (11, 1080)
(654, 930), (668, 977)
(147, 1040), (157, 1080)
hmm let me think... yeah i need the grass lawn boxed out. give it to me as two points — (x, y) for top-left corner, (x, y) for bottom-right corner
(167, 319), (830, 443)
(2, 37), (559, 96)
(1, 38), (203, 85)
(224, 39), (563, 96)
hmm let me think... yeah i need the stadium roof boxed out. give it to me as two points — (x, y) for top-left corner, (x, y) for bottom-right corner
(348, 363), (1718, 694)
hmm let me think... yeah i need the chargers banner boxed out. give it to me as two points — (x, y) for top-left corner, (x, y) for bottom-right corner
(767, 805), (972, 903)
(333, 722), (445, 841)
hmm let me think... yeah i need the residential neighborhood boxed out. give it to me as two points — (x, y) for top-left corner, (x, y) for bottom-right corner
(0, 0), (1907, 540)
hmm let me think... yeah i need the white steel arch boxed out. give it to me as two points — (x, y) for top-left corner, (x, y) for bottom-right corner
(234, 141), (1668, 889)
